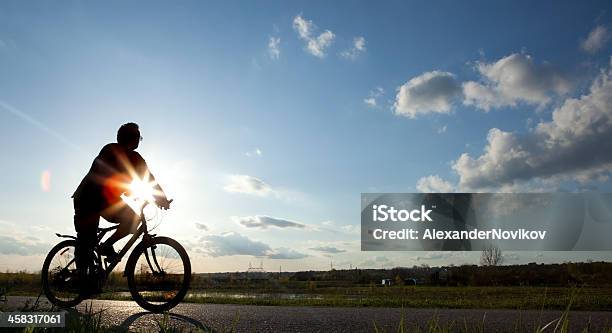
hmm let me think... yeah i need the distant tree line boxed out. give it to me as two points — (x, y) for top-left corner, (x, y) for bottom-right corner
(288, 262), (612, 287)
(3, 262), (612, 293)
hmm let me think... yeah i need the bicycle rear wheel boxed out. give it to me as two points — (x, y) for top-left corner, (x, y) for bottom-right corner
(125, 236), (191, 312)
(41, 240), (83, 307)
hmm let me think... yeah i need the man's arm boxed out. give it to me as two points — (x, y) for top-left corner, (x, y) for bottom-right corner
(148, 171), (172, 209)
(134, 153), (172, 209)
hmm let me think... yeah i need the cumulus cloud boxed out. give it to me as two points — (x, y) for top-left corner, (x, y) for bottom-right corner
(463, 53), (571, 111)
(364, 98), (376, 107)
(234, 215), (306, 229)
(309, 246), (346, 254)
(197, 232), (306, 259)
(293, 15), (335, 58)
(393, 71), (462, 118)
(194, 222), (208, 231)
(268, 247), (308, 259)
(416, 175), (455, 193)
(364, 87), (384, 108)
(581, 26), (610, 54)
(341, 224), (359, 235)
(268, 37), (280, 60)
(454, 63), (612, 190)
(224, 175), (272, 196)
(199, 232), (271, 257)
(0, 235), (49, 255)
(340, 36), (366, 60)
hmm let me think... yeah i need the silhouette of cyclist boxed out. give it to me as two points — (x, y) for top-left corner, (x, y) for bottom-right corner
(72, 123), (171, 291)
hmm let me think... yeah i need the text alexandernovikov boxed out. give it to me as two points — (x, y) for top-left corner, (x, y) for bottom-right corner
(369, 204), (547, 241)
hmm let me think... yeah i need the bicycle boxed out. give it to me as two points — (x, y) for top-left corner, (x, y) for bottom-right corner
(41, 199), (191, 313)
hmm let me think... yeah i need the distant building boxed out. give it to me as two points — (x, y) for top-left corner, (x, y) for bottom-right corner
(381, 278), (393, 286)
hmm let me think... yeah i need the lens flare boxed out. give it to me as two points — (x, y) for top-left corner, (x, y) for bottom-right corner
(129, 179), (156, 202)
(121, 176), (161, 213)
(40, 170), (51, 192)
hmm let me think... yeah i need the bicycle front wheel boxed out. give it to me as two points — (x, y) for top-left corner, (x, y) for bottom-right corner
(125, 236), (191, 312)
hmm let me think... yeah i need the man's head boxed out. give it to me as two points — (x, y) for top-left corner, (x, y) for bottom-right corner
(117, 122), (141, 150)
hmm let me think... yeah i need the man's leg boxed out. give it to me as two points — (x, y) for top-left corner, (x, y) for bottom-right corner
(100, 203), (140, 252)
(73, 199), (100, 293)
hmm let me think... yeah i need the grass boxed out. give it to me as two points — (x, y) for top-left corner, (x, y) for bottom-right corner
(6, 284), (612, 310)
(369, 293), (612, 333)
(89, 286), (612, 311)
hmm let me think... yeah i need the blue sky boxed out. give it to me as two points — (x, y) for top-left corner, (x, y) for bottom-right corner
(1, 1), (612, 272)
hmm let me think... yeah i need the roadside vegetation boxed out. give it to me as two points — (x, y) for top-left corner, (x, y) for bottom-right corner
(88, 285), (612, 311)
(3, 262), (612, 311)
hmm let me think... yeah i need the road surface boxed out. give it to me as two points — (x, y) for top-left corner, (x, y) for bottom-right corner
(3, 296), (612, 332)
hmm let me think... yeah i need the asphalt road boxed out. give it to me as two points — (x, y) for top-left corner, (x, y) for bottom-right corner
(4, 296), (612, 332)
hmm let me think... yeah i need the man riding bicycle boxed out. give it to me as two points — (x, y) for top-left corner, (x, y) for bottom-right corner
(72, 122), (171, 292)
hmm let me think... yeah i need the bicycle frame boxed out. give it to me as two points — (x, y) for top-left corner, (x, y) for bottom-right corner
(99, 202), (163, 278)
(56, 201), (164, 280)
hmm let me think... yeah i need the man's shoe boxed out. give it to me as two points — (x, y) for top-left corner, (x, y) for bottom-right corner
(99, 243), (118, 260)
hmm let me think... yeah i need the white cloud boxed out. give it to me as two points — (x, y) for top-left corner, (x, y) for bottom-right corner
(234, 215), (306, 229)
(223, 174), (272, 196)
(309, 246), (346, 254)
(268, 37), (280, 60)
(0, 235), (49, 255)
(198, 232), (271, 257)
(437, 125), (447, 134)
(340, 36), (366, 60)
(462, 81), (511, 112)
(364, 98), (377, 107)
(293, 15), (335, 58)
(454, 63), (612, 191)
(268, 247), (308, 259)
(307, 32), (334, 58)
(581, 26), (611, 54)
(197, 232), (306, 259)
(393, 71), (462, 118)
(194, 222), (208, 231)
(245, 148), (263, 157)
(463, 53), (571, 111)
(416, 175), (455, 193)
(341, 224), (359, 235)
(364, 87), (384, 108)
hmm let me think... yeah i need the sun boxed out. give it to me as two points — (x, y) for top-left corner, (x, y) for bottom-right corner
(129, 178), (156, 202)
(121, 176), (160, 213)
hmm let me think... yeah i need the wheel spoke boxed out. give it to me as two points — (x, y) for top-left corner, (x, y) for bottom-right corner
(128, 238), (190, 310)
(43, 242), (81, 305)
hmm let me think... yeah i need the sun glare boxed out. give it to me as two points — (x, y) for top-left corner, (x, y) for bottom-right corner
(121, 177), (159, 213)
(129, 179), (156, 202)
